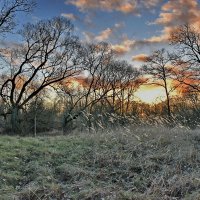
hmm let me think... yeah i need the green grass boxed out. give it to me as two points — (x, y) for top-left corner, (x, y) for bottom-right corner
(0, 127), (200, 199)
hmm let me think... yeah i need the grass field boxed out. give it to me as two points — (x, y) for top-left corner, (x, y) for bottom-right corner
(0, 127), (200, 199)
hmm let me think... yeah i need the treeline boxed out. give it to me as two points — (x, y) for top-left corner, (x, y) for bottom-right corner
(0, 0), (199, 135)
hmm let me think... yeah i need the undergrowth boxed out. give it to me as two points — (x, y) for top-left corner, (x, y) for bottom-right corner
(0, 127), (200, 199)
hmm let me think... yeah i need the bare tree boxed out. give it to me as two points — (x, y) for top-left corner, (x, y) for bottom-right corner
(104, 60), (141, 115)
(0, 17), (82, 133)
(0, 0), (35, 34)
(59, 43), (115, 132)
(170, 24), (200, 92)
(58, 44), (142, 133)
(142, 49), (177, 117)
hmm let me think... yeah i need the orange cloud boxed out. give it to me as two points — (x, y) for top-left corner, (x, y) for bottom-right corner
(63, 76), (89, 88)
(112, 45), (128, 55)
(159, 0), (200, 27)
(112, 38), (135, 55)
(144, 33), (168, 43)
(82, 23), (125, 43)
(82, 28), (113, 43)
(66, 0), (136, 13)
(148, 0), (200, 42)
(117, 2), (136, 13)
(175, 76), (200, 94)
(66, 0), (161, 14)
(132, 54), (149, 62)
(95, 28), (113, 42)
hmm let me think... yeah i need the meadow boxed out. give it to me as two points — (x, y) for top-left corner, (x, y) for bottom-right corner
(0, 0), (200, 199)
(0, 127), (200, 200)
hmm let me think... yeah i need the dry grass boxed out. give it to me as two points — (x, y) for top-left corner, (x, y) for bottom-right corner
(0, 126), (200, 199)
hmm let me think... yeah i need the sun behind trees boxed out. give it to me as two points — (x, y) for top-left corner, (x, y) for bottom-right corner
(142, 49), (178, 117)
(0, 0), (200, 134)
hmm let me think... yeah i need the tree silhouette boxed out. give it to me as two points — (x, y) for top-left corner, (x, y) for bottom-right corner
(0, 17), (82, 133)
(0, 0), (35, 34)
(170, 24), (200, 92)
(142, 49), (177, 117)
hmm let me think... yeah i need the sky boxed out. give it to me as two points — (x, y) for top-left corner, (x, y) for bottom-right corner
(1, 0), (200, 103)
(8, 0), (200, 67)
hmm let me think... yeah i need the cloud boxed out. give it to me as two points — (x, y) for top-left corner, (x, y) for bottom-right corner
(156, 0), (200, 27)
(61, 13), (77, 21)
(110, 35), (168, 56)
(61, 12), (96, 28)
(66, 0), (162, 14)
(82, 28), (113, 43)
(142, 0), (163, 8)
(112, 38), (135, 55)
(132, 54), (149, 62)
(144, 32), (168, 43)
(110, 35), (163, 55)
(148, 0), (200, 42)
(114, 22), (125, 28)
(82, 22), (125, 43)
(95, 28), (113, 42)
(117, 2), (136, 13)
(66, 0), (137, 14)
(77, 0), (200, 52)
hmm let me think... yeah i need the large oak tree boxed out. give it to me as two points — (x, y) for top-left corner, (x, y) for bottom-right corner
(0, 17), (82, 132)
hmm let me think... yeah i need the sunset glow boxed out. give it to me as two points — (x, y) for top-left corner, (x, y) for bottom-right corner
(135, 86), (166, 104)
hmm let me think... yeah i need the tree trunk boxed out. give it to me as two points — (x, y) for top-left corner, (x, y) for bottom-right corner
(62, 113), (75, 134)
(11, 105), (20, 134)
(166, 92), (171, 117)
(164, 82), (171, 118)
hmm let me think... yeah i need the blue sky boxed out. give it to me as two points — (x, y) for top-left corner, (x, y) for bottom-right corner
(3, 0), (200, 65)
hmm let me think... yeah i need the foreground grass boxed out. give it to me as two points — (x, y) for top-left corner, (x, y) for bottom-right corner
(0, 127), (200, 200)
